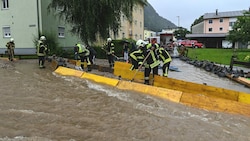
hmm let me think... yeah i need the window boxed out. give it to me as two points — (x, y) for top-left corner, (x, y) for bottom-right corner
(134, 5), (137, 12)
(134, 20), (137, 26)
(3, 26), (11, 37)
(122, 15), (125, 22)
(58, 26), (65, 38)
(129, 29), (132, 36)
(2, 0), (9, 9)
(208, 19), (213, 24)
(219, 27), (223, 31)
(229, 22), (235, 27)
(208, 28), (212, 32)
(219, 18), (223, 23)
(135, 34), (138, 40)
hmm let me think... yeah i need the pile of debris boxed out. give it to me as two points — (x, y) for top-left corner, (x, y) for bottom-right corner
(179, 56), (250, 78)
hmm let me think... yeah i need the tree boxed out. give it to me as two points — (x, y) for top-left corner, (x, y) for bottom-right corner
(191, 15), (203, 27)
(173, 27), (191, 40)
(48, 0), (147, 44)
(226, 11), (250, 48)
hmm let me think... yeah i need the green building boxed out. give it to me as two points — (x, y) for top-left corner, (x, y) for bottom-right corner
(0, 0), (80, 55)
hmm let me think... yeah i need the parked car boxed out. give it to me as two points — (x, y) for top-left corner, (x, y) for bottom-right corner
(179, 40), (203, 48)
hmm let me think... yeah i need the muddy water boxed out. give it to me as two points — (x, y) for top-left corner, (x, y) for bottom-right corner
(0, 59), (250, 141)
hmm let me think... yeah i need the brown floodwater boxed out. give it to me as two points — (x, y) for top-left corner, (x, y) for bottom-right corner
(0, 59), (249, 141)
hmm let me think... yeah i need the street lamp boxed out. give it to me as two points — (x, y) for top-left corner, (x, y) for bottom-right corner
(177, 16), (180, 28)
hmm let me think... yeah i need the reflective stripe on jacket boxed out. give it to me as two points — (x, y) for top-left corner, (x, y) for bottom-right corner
(37, 40), (47, 56)
(158, 47), (172, 64)
(77, 44), (90, 56)
(104, 42), (115, 55)
(145, 43), (160, 68)
(130, 49), (144, 65)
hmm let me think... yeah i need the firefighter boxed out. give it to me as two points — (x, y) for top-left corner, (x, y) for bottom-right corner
(77, 43), (91, 71)
(157, 45), (172, 77)
(74, 43), (80, 60)
(86, 44), (97, 65)
(144, 41), (160, 85)
(37, 36), (48, 68)
(129, 39), (145, 70)
(74, 43), (82, 70)
(123, 41), (130, 62)
(102, 38), (115, 68)
(6, 38), (15, 61)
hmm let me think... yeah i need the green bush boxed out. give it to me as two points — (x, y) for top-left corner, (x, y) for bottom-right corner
(94, 39), (136, 59)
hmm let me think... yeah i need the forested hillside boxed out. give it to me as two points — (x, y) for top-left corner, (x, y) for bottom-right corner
(144, 3), (177, 32)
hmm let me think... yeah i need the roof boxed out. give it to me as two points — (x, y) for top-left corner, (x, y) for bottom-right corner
(186, 33), (228, 38)
(203, 10), (246, 19)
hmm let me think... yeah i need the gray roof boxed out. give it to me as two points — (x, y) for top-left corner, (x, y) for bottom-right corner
(203, 10), (247, 19)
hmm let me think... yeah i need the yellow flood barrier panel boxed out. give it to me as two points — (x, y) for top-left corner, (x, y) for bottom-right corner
(238, 93), (250, 104)
(0, 57), (18, 61)
(68, 59), (87, 68)
(81, 73), (119, 86)
(153, 75), (240, 101)
(54, 66), (84, 77)
(68, 59), (77, 65)
(180, 92), (250, 117)
(117, 80), (183, 103)
(114, 61), (153, 81)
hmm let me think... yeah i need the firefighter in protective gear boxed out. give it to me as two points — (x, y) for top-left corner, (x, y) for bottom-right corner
(144, 42), (160, 85)
(129, 39), (145, 70)
(6, 38), (15, 61)
(157, 45), (172, 77)
(37, 36), (48, 68)
(74, 43), (80, 60)
(74, 43), (82, 71)
(86, 45), (97, 65)
(102, 38), (115, 68)
(76, 43), (92, 71)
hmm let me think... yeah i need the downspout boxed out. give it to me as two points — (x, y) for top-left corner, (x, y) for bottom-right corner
(36, 0), (41, 37)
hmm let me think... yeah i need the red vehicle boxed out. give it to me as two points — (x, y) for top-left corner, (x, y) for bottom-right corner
(179, 40), (203, 48)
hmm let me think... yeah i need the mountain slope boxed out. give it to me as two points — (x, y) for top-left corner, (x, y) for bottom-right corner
(144, 3), (177, 32)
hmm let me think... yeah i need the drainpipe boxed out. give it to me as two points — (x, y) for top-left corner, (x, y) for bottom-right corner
(36, 0), (41, 37)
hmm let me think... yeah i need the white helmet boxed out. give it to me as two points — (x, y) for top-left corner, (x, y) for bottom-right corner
(10, 38), (14, 42)
(40, 36), (46, 41)
(136, 39), (145, 48)
(107, 38), (112, 42)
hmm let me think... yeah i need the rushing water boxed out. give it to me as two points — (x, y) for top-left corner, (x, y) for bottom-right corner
(0, 59), (249, 141)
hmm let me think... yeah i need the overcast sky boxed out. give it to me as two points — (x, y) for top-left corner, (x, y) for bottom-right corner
(147, 0), (250, 30)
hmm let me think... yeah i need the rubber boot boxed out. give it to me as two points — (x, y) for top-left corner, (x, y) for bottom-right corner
(144, 80), (150, 85)
(87, 65), (92, 72)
